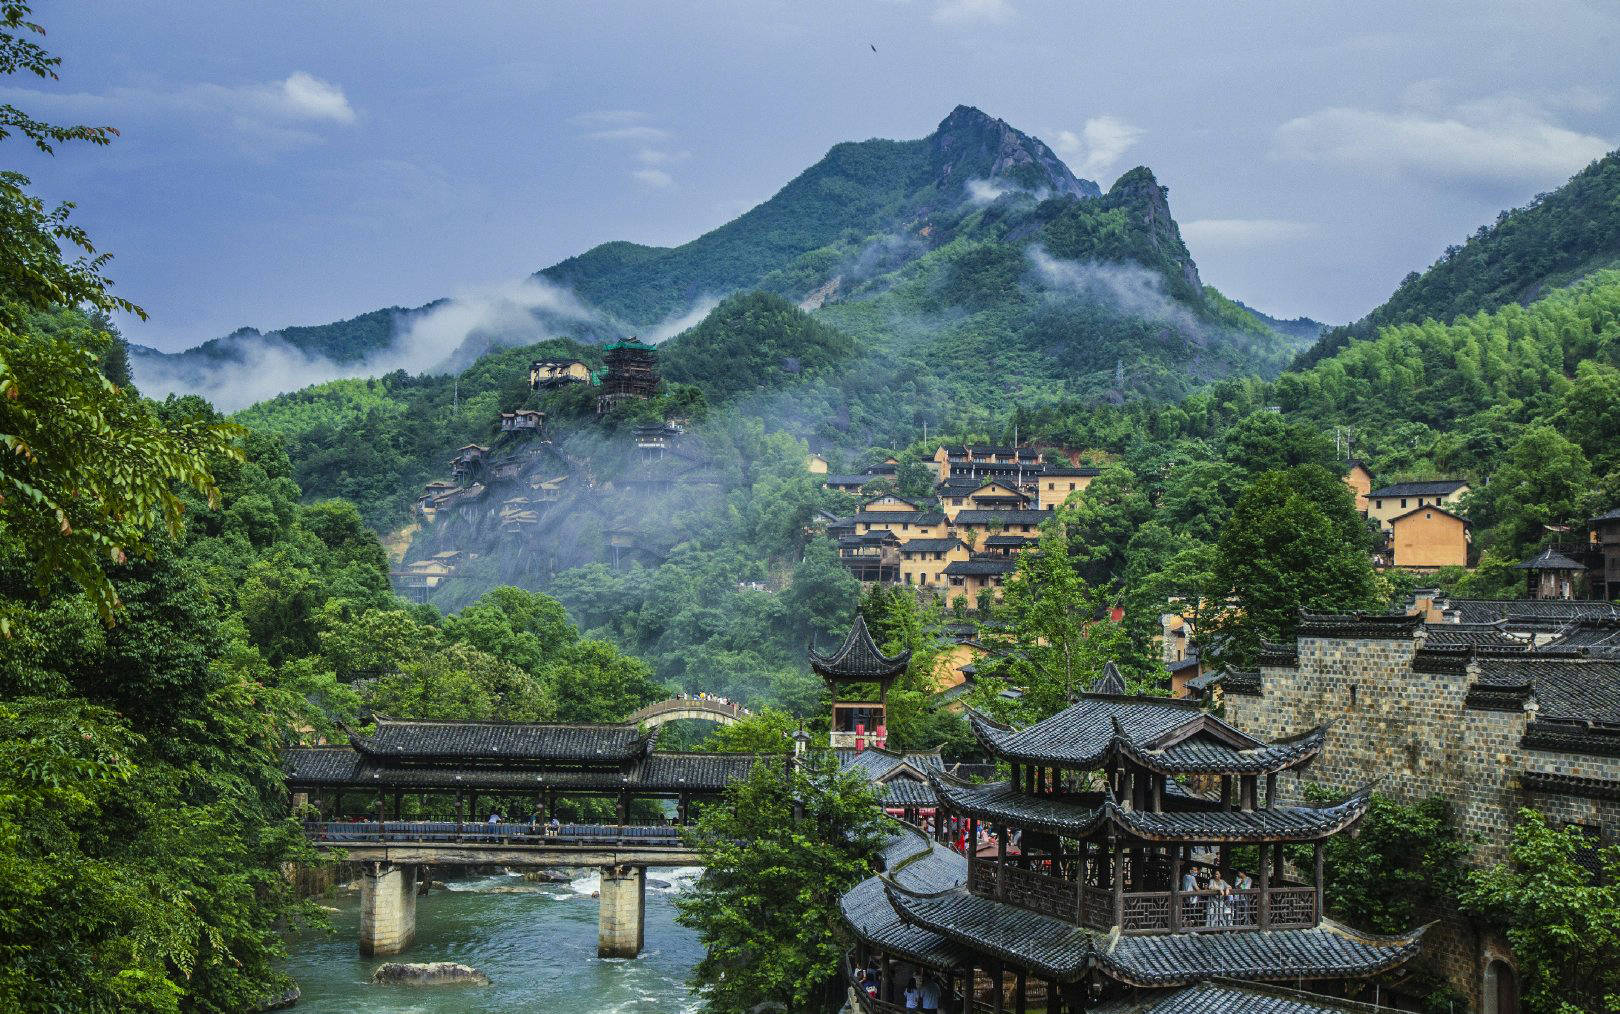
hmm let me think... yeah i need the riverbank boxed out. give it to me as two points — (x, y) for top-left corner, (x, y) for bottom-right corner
(285, 868), (705, 1013)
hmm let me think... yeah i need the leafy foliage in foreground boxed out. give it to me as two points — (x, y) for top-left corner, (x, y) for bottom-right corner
(1463, 809), (1620, 1014)
(677, 750), (886, 1014)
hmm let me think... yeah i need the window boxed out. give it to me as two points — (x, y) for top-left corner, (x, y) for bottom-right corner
(1068, 483), (1076, 490)
(1375, 499), (1383, 509)
(1400, 498), (1408, 508)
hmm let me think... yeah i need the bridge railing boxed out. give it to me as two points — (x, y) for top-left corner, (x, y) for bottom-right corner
(302, 820), (689, 847)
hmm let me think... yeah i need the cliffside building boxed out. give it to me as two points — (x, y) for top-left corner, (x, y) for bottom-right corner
(530, 358), (591, 388)
(596, 338), (660, 414)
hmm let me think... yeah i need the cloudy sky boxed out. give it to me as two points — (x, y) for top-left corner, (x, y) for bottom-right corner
(10, 1), (1618, 350)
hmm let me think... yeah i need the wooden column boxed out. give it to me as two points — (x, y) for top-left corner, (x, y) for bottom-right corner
(1313, 842), (1325, 924)
(1258, 841), (1271, 929)
(1265, 772), (1278, 809)
(375, 790), (385, 828)
(677, 790), (690, 825)
(1169, 846), (1182, 931)
(881, 953), (892, 1003)
(1152, 774), (1164, 813)
(960, 964), (973, 1014)
(1015, 968), (1027, 1014)
(991, 960), (1004, 1014)
(996, 824), (1008, 899)
(454, 790), (464, 837)
(1112, 838), (1125, 927)
(1240, 775), (1256, 811)
(1220, 776), (1232, 811)
(616, 788), (628, 828)
(469, 790), (479, 824)
(392, 789), (403, 820)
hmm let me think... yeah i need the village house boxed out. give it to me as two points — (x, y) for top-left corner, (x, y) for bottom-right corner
(498, 408), (544, 432)
(1514, 544), (1588, 599)
(1343, 459), (1375, 516)
(806, 452), (829, 474)
(1036, 465), (1101, 510)
(839, 530), (901, 583)
(1590, 507), (1620, 600)
(942, 555), (1015, 604)
(939, 479), (1032, 519)
(852, 496), (951, 540)
(1365, 478), (1470, 530)
(897, 537), (967, 590)
(951, 508), (1047, 549)
(390, 549), (463, 600)
(529, 358), (591, 388)
(1387, 504), (1470, 570)
(449, 444), (488, 482)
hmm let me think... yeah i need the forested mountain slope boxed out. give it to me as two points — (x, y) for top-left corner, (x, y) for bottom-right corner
(1299, 148), (1620, 367)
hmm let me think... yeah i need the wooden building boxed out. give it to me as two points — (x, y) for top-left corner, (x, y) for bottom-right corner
(596, 338), (660, 414)
(813, 617), (910, 750)
(498, 408), (545, 432)
(1515, 545), (1588, 599)
(841, 668), (1424, 1012)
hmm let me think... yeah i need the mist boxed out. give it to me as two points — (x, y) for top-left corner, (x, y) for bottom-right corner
(129, 277), (725, 412)
(1026, 245), (1198, 336)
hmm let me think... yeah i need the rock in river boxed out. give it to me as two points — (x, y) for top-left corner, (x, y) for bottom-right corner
(371, 962), (490, 986)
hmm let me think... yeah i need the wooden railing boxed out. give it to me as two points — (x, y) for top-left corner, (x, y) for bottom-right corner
(967, 861), (1319, 933)
(302, 820), (686, 847)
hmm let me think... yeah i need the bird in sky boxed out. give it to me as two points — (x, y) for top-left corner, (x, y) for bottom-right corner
(870, 43), (877, 52)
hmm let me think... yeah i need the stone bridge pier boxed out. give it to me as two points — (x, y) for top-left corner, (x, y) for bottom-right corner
(359, 862), (418, 956)
(597, 864), (646, 958)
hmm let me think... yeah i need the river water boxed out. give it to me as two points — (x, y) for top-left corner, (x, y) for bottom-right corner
(284, 868), (705, 1013)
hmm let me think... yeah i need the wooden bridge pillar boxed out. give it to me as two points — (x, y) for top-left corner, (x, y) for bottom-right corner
(597, 864), (646, 958)
(359, 861), (418, 955)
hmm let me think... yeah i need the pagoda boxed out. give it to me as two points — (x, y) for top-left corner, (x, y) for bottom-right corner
(596, 338), (660, 414)
(812, 616), (910, 750)
(841, 669), (1426, 1012)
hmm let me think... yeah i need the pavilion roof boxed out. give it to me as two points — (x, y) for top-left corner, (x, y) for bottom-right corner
(1095, 920), (1427, 987)
(964, 697), (1324, 776)
(884, 880), (1096, 980)
(1091, 978), (1411, 1014)
(349, 716), (654, 765)
(929, 776), (1370, 844)
(810, 616), (911, 680)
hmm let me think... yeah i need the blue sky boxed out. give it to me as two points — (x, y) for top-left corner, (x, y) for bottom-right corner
(9, 0), (1619, 351)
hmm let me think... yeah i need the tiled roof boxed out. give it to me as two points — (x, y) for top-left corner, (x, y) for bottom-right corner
(1043, 467), (1102, 477)
(885, 882), (1097, 980)
(837, 747), (945, 782)
(351, 717), (651, 763)
(1542, 618), (1620, 655)
(984, 535), (1038, 546)
(1098, 920), (1427, 987)
(824, 473), (872, 486)
(966, 697), (1315, 776)
(1296, 612), (1423, 640)
(953, 510), (1050, 526)
(1257, 641), (1298, 667)
(1096, 978), (1411, 1014)
(810, 616), (911, 680)
(944, 559), (1016, 577)
(1367, 480), (1467, 497)
(283, 747), (758, 792)
(854, 511), (948, 525)
(1592, 507), (1620, 522)
(899, 538), (962, 553)
(841, 825), (975, 971)
(930, 777), (1369, 843)
(1473, 656), (1620, 724)
(1222, 669), (1263, 696)
(1515, 546), (1588, 570)
(1420, 625), (1524, 649)
(882, 779), (939, 806)
(1092, 661), (1127, 695)
(1444, 598), (1620, 627)
(1520, 770), (1620, 801)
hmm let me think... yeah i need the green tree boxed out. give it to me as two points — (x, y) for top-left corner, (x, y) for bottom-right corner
(676, 750), (885, 1013)
(1211, 465), (1379, 664)
(1467, 425), (1596, 559)
(1463, 809), (1620, 1014)
(703, 706), (804, 753)
(976, 512), (1133, 721)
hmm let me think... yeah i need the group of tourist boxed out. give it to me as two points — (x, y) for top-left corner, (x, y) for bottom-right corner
(1179, 866), (1255, 927)
(675, 691), (749, 714)
(858, 961), (943, 1011)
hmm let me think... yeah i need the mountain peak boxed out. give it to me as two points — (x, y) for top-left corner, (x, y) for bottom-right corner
(928, 105), (1100, 201)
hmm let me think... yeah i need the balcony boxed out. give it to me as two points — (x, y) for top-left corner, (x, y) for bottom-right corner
(968, 858), (1318, 933)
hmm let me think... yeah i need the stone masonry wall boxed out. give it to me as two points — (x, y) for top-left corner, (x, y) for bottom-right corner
(1224, 631), (1620, 1011)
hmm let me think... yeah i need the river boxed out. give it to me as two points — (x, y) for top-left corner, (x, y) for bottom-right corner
(284, 868), (705, 1013)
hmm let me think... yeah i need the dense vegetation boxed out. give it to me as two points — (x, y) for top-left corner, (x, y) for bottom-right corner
(1299, 149), (1620, 368)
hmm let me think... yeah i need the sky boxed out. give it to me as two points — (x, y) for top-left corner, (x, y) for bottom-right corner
(8, 0), (1619, 352)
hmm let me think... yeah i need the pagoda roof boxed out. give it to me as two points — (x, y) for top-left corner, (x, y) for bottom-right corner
(884, 880), (1096, 980)
(1095, 920), (1427, 987)
(603, 337), (655, 352)
(840, 824), (977, 971)
(836, 746), (945, 782)
(285, 745), (758, 793)
(810, 616), (911, 680)
(965, 697), (1324, 776)
(929, 775), (1370, 844)
(1092, 978), (1412, 1014)
(347, 716), (655, 765)
(1514, 545), (1587, 570)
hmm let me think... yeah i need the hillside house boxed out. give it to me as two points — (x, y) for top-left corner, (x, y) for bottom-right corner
(449, 444), (488, 481)
(937, 479), (1031, 520)
(1037, 466), (1101, 510)
(595, 338), (659, 414)
(806, 453), (829, 474)
(1343, 459), (1375, 516)
(951, 508), (1047, 548)
(1366, 478), (1470, 530)
(823, 473), (872, 493)
(529, 358), (590, 388)
(1388, 505), (1470, 570)
(943, 555), (1015, 605)
(838, 530), (900, 583)
(1516, 545), (1588, 599)
(1591, 507), (1620, 600)
(498, 408), (544, 432)
(897, 537), (967, 590)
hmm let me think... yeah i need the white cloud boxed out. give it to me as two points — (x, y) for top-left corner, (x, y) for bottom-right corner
(1050, 115), (1144, 180)
(570, 109), (649, 127)
(933, 0), (1014, 24)
(588, 125), (671, 142)
(635, 146), (689, 165)
(1274, 95), (1611, 187)
(0, 71), (355, 155)
(644, 296), (721, 342)
(1028, 246), (1196, 333)
(964, 178), (1014, 205)
(273, 71), (354, 123)
(1180, 218), (1316, 248)
(631, 167), (675, 188)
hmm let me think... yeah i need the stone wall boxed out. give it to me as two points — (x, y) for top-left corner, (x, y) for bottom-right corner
(1224, 628), (1620, 1011)
(359, 862), (418, 956)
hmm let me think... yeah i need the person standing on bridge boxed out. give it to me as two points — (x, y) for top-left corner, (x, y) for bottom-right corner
(487, 810), (500, 825)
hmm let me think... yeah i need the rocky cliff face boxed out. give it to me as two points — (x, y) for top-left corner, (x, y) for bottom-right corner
(929, 105), (1101, 200)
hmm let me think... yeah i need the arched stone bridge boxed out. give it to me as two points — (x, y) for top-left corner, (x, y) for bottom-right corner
(627, 696), (748, 729)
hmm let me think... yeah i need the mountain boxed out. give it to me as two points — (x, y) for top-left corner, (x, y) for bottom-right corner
(133, 106), (1306, 411)
(1297, 148), (1620, 368)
